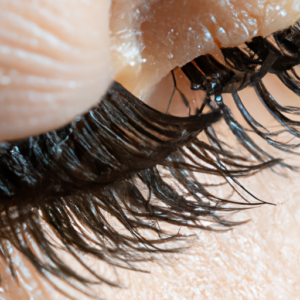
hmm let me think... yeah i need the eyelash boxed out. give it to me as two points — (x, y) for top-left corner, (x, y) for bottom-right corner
(0, 22), (299, 298)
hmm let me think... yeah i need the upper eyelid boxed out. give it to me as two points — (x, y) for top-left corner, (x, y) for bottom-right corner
(2, 20), (298, 298)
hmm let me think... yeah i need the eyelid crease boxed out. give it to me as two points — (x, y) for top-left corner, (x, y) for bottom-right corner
(0, 22), (299, 299)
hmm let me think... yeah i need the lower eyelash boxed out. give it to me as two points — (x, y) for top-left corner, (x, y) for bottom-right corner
(0, 22), (299, 298)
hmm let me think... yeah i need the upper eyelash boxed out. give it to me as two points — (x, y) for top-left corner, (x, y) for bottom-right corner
(0, 22), (299, 299)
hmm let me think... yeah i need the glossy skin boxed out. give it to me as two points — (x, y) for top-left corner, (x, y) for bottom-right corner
(0, 1), (300, 299)
(112, 0), (300, 99)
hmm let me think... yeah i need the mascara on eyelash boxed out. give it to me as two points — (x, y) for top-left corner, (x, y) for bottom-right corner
(170, 22), (300, 164)
(0, 22), (299, 298)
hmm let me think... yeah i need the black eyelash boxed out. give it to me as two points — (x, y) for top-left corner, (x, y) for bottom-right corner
(0, 22), (299, 298)
(179, 22), (300, 165)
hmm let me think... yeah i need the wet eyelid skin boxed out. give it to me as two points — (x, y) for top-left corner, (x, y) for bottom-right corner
(111, 0), (300, 98)
(0, 0), (113, 141)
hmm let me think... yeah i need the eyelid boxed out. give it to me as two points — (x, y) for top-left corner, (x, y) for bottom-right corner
(0, 21), (300, 298)
(0, 79), (255, 297)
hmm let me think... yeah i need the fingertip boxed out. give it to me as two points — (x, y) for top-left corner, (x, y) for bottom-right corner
(0, 0), (113, 141)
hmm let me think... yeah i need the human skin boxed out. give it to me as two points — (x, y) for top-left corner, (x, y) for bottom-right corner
(0, 0), (113, 141)
(0, 1), (300, 299)
(1, 73), (299, 300)
(1, 0), (300, 141)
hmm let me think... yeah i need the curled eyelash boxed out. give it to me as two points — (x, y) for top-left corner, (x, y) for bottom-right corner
(0, 82), (269, 298)
(180, 22), (300, 165)
(0, 22), (299, 298)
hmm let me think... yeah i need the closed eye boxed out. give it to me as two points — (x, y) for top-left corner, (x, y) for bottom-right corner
(0, 2), (300, 299)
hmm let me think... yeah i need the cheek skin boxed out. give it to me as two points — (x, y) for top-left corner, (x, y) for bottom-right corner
(0, 0), (113, 142)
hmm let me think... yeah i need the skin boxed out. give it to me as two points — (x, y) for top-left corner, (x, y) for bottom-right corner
(1, 74), (300, 300)
(112, 0), (300, 99)
(1, 0), (300, 141)
(0, 0), (113, 141)
(0, 0), (300, 299)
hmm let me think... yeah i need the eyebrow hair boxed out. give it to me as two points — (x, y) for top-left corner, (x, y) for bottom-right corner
(0, 21), (299, 299)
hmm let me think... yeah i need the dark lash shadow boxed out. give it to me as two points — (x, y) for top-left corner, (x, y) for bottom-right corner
(0, 22), (299, 299)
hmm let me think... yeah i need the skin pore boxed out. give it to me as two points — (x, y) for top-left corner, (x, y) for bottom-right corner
(0, 0), (300, 299)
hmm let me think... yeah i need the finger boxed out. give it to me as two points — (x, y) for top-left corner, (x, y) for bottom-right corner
(0, 0), (113, 141)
